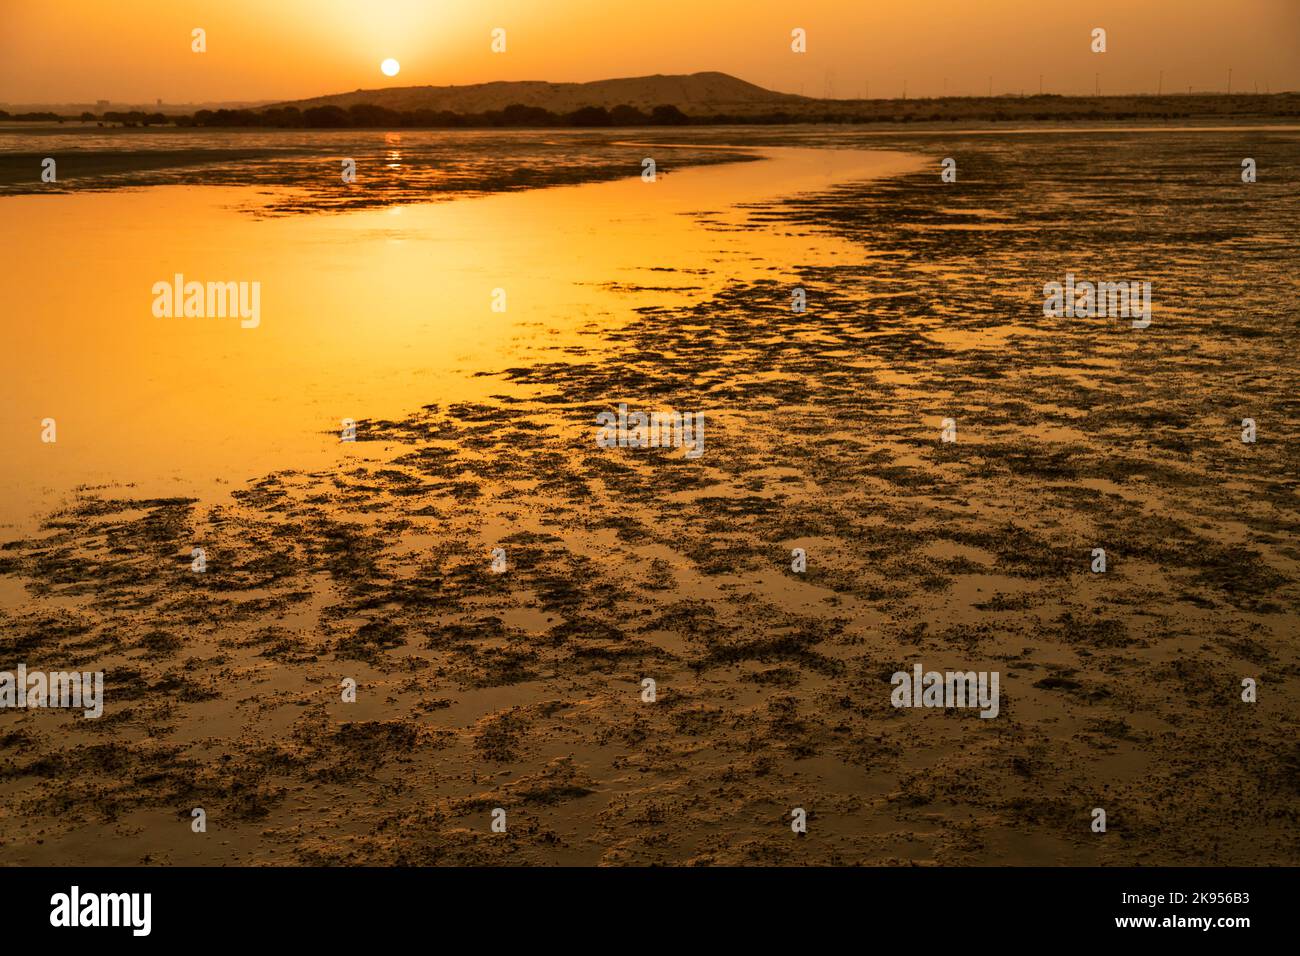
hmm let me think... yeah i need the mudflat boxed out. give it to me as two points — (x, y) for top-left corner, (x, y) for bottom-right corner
(0, 127), (1296, 865)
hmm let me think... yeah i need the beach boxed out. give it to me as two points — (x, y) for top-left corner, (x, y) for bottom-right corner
(1, 125), (1297, 865)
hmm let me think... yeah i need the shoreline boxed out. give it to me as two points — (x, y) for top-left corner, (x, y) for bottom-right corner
(1, 128), (1296, 866)
(0, 144), (923, 533)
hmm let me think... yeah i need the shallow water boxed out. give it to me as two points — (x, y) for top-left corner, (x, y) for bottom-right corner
(0, 126), (1297, 866)
(0, 143), (921, 531)
(0, 127), (761, 213)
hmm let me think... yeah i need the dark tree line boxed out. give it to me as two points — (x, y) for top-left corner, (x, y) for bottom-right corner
(168, 102), (939, 128)
(173, 103), (697, 128)
(0, 110), (64, 121)
(0, 109), (168, 125)
(9, 94), (1293, 129)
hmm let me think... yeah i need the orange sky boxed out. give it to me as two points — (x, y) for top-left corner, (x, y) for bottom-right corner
(2, 0), (1298, 105)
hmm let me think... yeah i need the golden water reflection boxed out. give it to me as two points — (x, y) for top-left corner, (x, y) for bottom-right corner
(0, 146), (924, 530)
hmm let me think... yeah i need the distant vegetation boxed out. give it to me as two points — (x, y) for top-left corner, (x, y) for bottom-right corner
(0, 110), (65, 122)
(174, 103), (698, 127)
(4, 94), (1298, 129)
(172, 96), (1300, 127)
(0, 109), (170, 126)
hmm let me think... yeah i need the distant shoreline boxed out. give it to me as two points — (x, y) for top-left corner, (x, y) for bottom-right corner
(5, 119), (1300, 137)
(3, 92), (1297, 130)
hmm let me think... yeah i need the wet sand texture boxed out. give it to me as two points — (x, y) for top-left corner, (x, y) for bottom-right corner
(0, 129), (1297, 865)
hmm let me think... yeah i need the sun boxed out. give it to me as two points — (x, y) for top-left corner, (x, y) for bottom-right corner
(381, 58), (400, 77)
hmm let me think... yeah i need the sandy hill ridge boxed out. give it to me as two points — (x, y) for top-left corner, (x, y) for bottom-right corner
(271, 71), (810, 115)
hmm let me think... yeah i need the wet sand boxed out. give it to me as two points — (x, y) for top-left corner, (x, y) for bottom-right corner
(0, 143), (917, 531)
(0, 127), (759, 214)
(0, 128), (1297, 865)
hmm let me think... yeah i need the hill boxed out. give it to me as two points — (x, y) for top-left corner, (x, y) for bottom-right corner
(262, 72), (1300, 125)
(270, 71), (809, 116)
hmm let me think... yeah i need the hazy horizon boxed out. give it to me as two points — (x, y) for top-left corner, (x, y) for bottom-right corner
(3, 0), (1298, 105)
